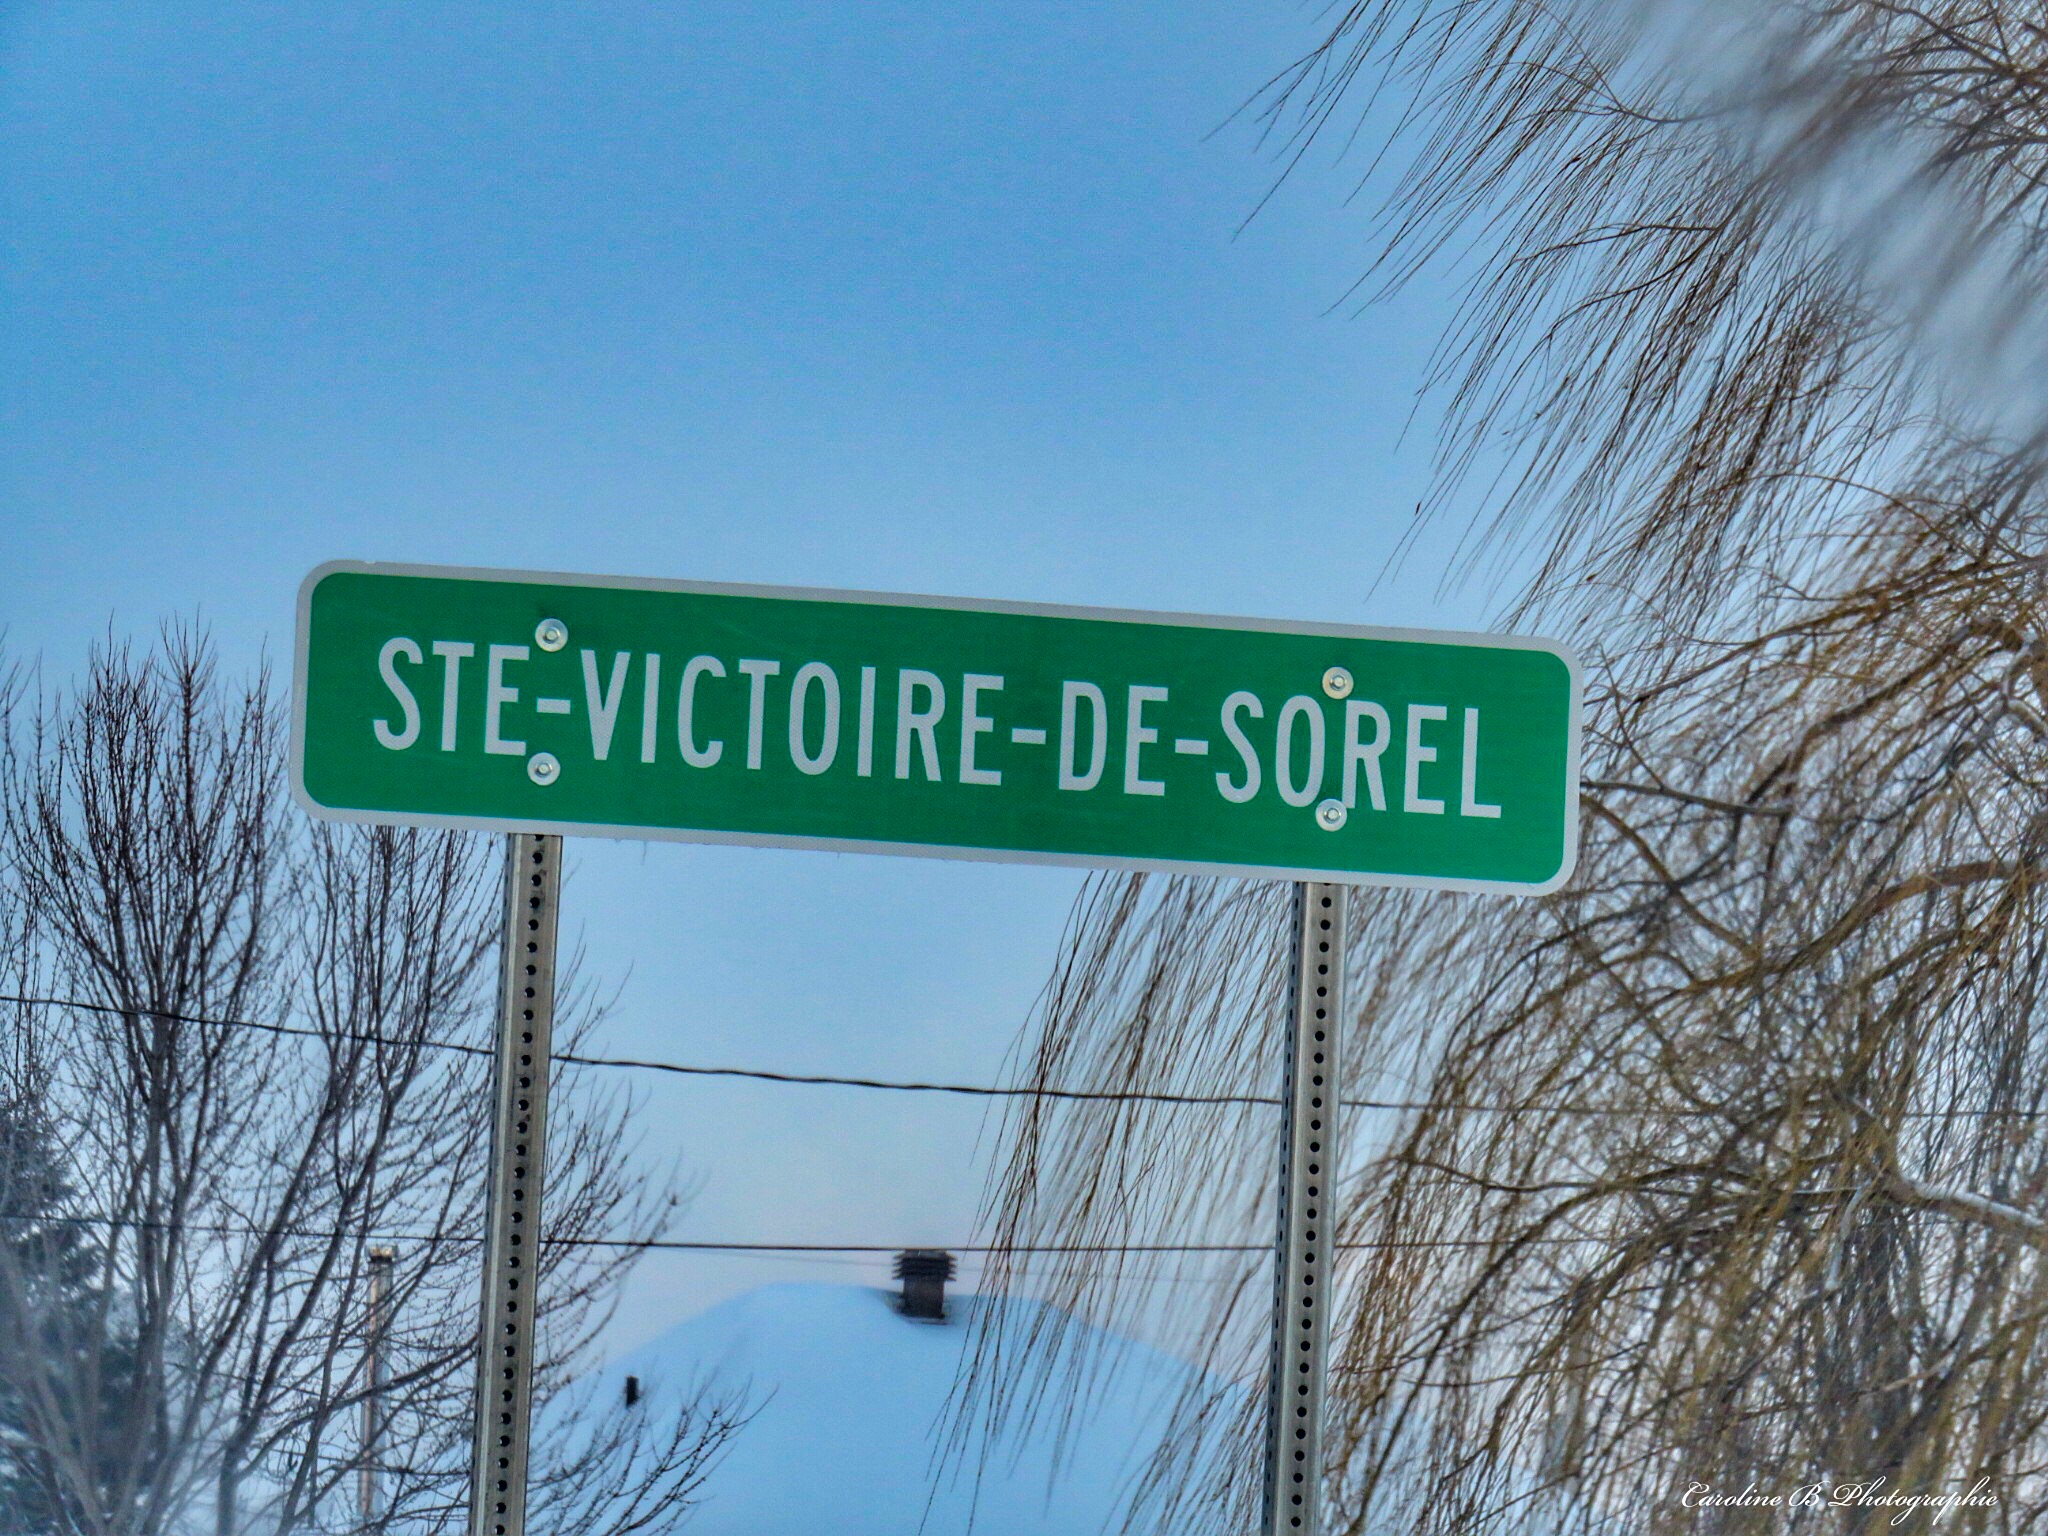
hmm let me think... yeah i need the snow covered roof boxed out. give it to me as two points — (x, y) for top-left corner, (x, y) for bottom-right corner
(599, 1281), (1209, 1535)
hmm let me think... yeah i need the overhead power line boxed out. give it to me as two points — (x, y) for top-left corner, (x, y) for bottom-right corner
(0, 993), (1263, 1108)
(11, 991), (2047, 1121)
(0, 1209), (1589, 1254)
(555, 1049), (1269, 1107)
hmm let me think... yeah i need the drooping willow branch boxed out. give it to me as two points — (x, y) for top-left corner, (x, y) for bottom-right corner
(956, 3), (2048, 1532)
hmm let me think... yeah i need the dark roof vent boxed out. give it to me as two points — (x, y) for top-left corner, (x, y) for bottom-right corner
(894, 1249), (956, 1321)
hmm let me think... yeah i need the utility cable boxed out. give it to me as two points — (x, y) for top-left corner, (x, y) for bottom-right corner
(10, 991), (2041, 1120)
(0, 1209), (1591, 1253)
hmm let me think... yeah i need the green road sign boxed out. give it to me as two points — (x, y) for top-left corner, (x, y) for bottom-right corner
(293, 562), (1581, 891)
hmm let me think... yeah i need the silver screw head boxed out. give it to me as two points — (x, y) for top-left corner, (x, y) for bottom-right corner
(535, 618), (569, 652)
(527, 752), (561, 786)
(1316, 798), (1348, 831)
(1322, 666), (1353, 699)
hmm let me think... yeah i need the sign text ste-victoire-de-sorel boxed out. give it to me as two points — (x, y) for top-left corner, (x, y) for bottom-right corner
(293, 562), (1581, 891)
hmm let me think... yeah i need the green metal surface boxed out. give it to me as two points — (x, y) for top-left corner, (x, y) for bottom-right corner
(294, 563), (1580, 891)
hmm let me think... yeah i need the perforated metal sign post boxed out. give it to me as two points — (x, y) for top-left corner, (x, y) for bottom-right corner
(1265, 885), (1346, 1536)
(469, 834), (560, 1536)
(287, 561), (1582, 1536)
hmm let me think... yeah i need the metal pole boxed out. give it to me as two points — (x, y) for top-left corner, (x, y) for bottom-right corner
(360, 1245), (395, 1525)
(1262, 881), (1346, 1536)
(468, 833), (561, 1536)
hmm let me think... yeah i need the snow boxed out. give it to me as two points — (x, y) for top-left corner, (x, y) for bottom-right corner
(595, 1282), (1211, 1535)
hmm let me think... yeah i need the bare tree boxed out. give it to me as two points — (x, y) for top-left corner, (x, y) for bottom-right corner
(0, 629), (745, 1536)
(961, 3), (2048, 1533)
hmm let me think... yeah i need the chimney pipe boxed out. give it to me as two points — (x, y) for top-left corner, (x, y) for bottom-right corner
(893, 1250), (956, 1321)
(360, 1246), (396, 1524)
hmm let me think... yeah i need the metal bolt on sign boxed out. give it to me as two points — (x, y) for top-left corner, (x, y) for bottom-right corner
(469, 833), (561, 1536)
(1262, 882), (1346, 1536)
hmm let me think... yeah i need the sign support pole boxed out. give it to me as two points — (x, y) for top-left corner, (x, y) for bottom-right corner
(1262, 881), (1346, 1536)
(468, 833), (561, 1536)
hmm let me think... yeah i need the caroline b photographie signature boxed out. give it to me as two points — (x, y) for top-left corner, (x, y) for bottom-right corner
(1680, 1477), (1997, 1524)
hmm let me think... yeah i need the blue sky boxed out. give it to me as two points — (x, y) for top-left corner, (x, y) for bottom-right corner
(2, 3), (1511, 1348)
